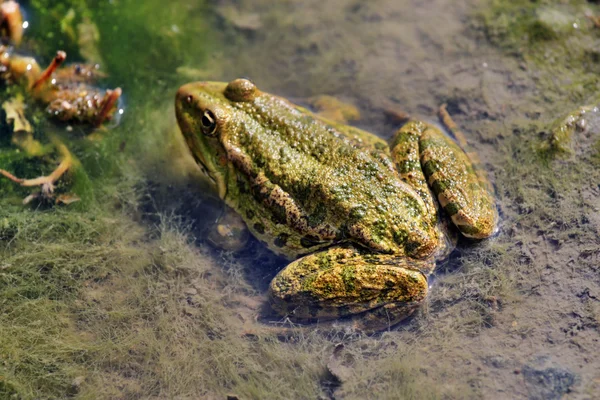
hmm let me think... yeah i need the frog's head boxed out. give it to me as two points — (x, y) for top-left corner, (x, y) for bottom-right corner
(175, 79), (258, 199)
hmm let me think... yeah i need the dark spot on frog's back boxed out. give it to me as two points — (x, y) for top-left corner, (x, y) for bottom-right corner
(274, 233), (289, 248)
(290, 180), (313, 203)
(402, 195), (421, 213)
(431, 179), (450, 196)
(422, 160), (440, 178)
(393, 229), (408, 246)
(404, 240), (421, 254)
(349, 206), (367, 220)
(307, 203), (327, 228)
(246, 209), (255, 220)
(237, 176), (250, 194)
(444, 202), (461, 216)
(270, 203), (288, 225)
(254, 155), (266, 168)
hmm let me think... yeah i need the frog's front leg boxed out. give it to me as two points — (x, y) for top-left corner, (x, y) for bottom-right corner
(391, 120), (498, 239)
(269, 246), (434, 328)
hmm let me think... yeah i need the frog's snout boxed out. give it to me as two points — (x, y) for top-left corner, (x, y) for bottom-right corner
(176, 82), (205, 108)
(175, 82), (208, 126)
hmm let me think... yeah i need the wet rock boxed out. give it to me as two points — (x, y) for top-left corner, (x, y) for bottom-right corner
(206, 207), (250, 252)
(543, 105), (600, 156)
(522, 365), (576, 400)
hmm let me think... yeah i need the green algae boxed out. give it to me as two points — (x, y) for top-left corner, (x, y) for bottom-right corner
(479, 0), (600, 158)
(479, 0), (600, 104)
(0, 210), (331, 399)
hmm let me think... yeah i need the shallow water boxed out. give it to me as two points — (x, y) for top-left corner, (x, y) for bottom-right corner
(1, 0), (599, 399)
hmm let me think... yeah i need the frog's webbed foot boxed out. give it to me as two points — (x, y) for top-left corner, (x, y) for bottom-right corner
(206, 205), (250, 252)
(0, 141), (73, 204)
(269, 245), (434, 331)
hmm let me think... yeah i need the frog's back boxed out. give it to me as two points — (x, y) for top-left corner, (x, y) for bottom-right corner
(223, 92), (438, 258)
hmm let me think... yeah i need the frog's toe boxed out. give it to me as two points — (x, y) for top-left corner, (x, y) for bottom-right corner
(450, 204), (499, 239)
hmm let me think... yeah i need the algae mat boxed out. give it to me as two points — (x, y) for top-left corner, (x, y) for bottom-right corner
(1, 0), (599, 399)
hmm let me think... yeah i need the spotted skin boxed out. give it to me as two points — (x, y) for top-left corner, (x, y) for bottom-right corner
(175, 79), (498, 329)
(392, 121), (498, 239)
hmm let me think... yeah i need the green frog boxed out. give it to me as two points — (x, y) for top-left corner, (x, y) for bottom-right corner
(175, 78), (498, 329)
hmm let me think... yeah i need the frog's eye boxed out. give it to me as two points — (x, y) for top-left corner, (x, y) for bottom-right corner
(201, 110), (217, 136)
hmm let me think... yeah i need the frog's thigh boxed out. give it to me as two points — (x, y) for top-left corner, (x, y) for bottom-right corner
(269, 246), (432, 324)
(396, 121), (497, 238)
(390, 121), (438, 221)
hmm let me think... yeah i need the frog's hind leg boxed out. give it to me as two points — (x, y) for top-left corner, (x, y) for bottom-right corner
(269, 245), (434, 330)
(391, 120), (498, 239)
(438, 104), (495, 196)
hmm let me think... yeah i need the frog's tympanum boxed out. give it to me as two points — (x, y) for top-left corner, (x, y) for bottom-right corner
(176, 79), (498, 329)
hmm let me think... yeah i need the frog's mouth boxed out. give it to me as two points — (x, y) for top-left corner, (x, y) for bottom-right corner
(196, 157), (217, 185)
(175, 83), (228, 199)
(183, 128), (228, 199)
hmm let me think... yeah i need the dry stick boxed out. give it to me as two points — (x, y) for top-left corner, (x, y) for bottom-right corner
(438, 103), (470, 149)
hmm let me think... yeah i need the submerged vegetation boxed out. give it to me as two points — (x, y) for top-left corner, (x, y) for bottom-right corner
(480, 0), (600, 101)
(1, 1), (332, 398)
(0, 209), (332, 398)
(480, 0), (600, 157)
(1, 0), (599, 399)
